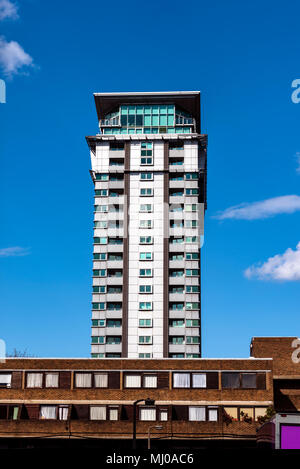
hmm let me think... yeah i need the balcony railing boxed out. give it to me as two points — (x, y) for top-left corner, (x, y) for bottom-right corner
(100, 117), (120, 127)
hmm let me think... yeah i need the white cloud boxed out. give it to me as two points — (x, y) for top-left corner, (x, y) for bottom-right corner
(244, 242), (300, 281)
(214, 195), (300, 220)
(0, 36), (34, 76)
(0, 246), (30, 257)
(0, 0), (18, 21)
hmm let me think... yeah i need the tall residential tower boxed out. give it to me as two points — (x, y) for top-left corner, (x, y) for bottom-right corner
(86, 92), (207, 359)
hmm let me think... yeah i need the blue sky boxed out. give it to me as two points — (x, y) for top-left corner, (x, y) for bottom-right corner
(0, 0), (299, 358)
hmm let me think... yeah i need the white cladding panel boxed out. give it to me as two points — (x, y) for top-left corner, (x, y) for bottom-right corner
(128, 165), (164, 358)
(92, 143), (110, 172)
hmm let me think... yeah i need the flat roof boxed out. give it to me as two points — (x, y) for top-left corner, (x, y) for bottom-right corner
(93, 91), (201, 133)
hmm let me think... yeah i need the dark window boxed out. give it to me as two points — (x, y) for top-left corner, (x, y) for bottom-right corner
(169, 141), (184, 150)
(110, 142), (124, 150)
(136, 115), (143, 126)
(0, 406), (7, 419)
(106, 319), (122, 327)
(241, 373), (257, 389)
(120, 116), (127, 126)
(128, 115), (135, 126)
(221, 373), (240, 389)
(106, 336), (121, 345)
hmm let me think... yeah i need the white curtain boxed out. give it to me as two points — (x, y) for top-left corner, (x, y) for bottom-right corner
(90, 406), (106, 420)
(173, 373), (190, 388)
(27, 373), (43, 388)
(125, 375), (141, 388)
(189, 406), (206, 421)
(94, 373), (108, 388)
(140, 408), (156, 421)
(45, 373), (59, 388)
(58, 406), (69, 421)
(143, 375), (157, 388)
(40, 406), (57, 419)
(109, 408), (118, 421)
(208, 408), (218, 422)
(159, 410), (168, 421)
(75, 373), (92, 388)
(0, 374), (11, 387)
(192, 373), (207, 388)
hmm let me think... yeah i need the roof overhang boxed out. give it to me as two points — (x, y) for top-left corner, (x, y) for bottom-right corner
(93, 91), (201, 133)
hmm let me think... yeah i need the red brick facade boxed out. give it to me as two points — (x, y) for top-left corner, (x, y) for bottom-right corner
(0, 337), (298, 446)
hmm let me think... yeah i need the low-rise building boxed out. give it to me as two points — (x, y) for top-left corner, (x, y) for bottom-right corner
(0, 336), (298, 448)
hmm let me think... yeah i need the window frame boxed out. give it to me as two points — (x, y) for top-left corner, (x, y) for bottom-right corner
(26, 372), (43, 389)
(138, 335), (152, 345)
(140, 172), (154, 181)
(139, 252), (153, 261)
(139, 318), (153, 327)
(74, 372), (93, 389)
(139, 406), (156, 421)
(139, 219), (153, 229)
(139, 285), (153, 294)
(93, 372), (109, 389)
(140, 188), (153, 197)
(139, 236), (153, 244)
(139, 302), (153, 311)
(139, 269), (153, 277)
(89, 405), (107, 421)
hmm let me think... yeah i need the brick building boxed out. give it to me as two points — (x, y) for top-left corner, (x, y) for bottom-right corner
(0, 337), (298, 449)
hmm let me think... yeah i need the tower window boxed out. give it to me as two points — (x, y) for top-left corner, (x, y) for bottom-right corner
(139, 319), (152, 327)
(141, 142), (153, 165)
(138, 336), (152, 344)
(140, 188), (153, 196)
(139, 302), (152, 311)
(140, 173), (153, 181)
(139, 252), (153, 260)
(140, 236), (153, 244)
(139, 285), (153, 293)
(139, 269), (153, 277)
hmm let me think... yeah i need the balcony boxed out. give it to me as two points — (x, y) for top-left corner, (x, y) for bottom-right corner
(169, 148), (184, 158)
(106, 260), (123, 269)
(169, 260), (184, 269)
(169, 310), (186, 319)
(169, 195), (184, 205)
(105, 343), (122, 353)
(107, 228), (124, 238)
(169, 326), (186, 336)
(100, 117), (120, 127)
(108, 180), (124, 189)
(108, 149), (124, 158)
(169, 276), (185, 285)
(169, 344), (185, 354)
(106, 244), (124, 253)
(106, 276), (123, 285)
(169, 292), (184, 302)
(106, 292), (123, 302)
(185, 328), (200, 337)
(169, 180), (185, 189)
(108, 195), (124, 205)
(105, 310), (122, 319)
(105, 326), (122, 335)
(169, 241), (185, 252)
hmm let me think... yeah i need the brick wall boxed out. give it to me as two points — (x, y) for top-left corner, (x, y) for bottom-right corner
(251, 337), (300, 412)
(251, 337), (300, 376)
